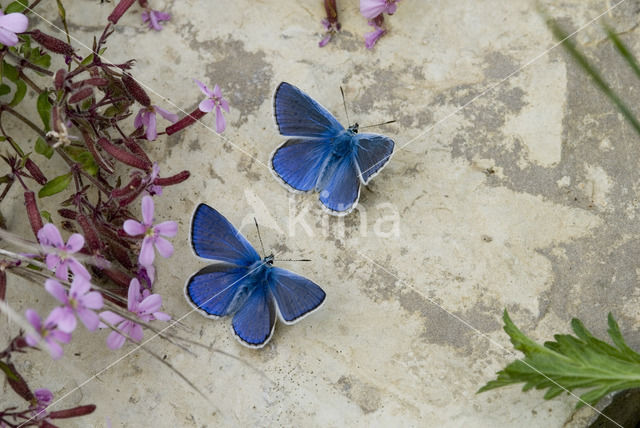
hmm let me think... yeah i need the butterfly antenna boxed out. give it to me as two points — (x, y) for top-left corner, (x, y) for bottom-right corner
(359, 119), (396, 129)
(254, 218), (266, 257)
(274, 258), (312, 262)
(340, 86), (351, 125)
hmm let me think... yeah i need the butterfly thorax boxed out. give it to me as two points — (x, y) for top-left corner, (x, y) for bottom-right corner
(332, 126), (359, 157)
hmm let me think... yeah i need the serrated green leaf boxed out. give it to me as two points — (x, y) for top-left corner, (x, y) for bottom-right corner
(478, 310), (640, 408)
(9, 80), (26, 106)
(38, 172), (71, 198)
(34, 137), (53, 159)
(37, 90), (52, 131)
(5, 0), (28, 14)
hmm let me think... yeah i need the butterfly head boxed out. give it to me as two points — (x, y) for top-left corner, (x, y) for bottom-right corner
(264, 254), (275, 266)
(348, 122), (359, 134)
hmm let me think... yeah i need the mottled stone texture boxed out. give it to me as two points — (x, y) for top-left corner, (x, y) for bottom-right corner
(3, 0), (640, 426)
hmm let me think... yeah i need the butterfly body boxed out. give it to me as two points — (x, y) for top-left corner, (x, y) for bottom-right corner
(186, 204), (326, 348)
(271, 82), (395, 215)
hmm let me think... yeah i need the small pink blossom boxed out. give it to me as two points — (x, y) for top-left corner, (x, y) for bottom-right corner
(142, 162), (163, 196)
(37, 223), (90, 280)
(0, 11), (28, 47)
(123, 195), (177, 267)
(134, 105), (179, 141)
(32, 388), (53, 416)
(141, 10), (170, 31)
(360, 0), (400, 19)
(99, 278), (170, 349)
(45, 276), (104, 333)
(364, 21), (386, 49)
(194, 79), (230, 133)
(25, 309), (71, 360)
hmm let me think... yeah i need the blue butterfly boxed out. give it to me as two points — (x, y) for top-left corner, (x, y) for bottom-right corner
(185, 204), (326, 348)
(271, 82), (395, 216)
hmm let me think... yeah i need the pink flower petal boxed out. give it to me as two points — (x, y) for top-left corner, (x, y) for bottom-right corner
(106, 330), (126, 350)
(220, 98), (230, 113)
(193, 79), (213, 97)
(50, 329), (71, 344)
(66, 233), (85, 253)
(77, 307), (100, 331)
(128, 279), (141, 308)
(25, 309), (41, 330)
(138, 294), (162, 314)
(38, 223), (64, 247)
(25, 334), (39, 347)
(54, 307), (77, 333)
(215, 106), (226, 133)
(155, 106), (179, 123)
(134, 109), (145, 129)
(198, 98), (215, 113)
(145, 111), (158, 141)
(155, 221), (177, 237)
(212, 84), (222, 99)
(45, 279), (68, 304)
(45, 253), (60, 271)
(141, 195), (154, 226)
(129, 323), (144, 342)
(68, 258), (91, 280)
(0, 13), (28, 33)
(360, 0), (387, 19)
(153, 311), (171, 321)
(46, 340), (64, 359)
(139, 236), (156, 266)
(0, 27), (17, 46)
(154, 236), (173, 258)
(70, 275), (90, 296)
(81, 291), (104, 310)
(123, 219), (146, 236)
(100, 310), (124, 325)
(54, 261), (70, 281)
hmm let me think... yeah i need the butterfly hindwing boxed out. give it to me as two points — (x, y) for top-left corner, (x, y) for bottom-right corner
(274, 82), (344, 138)
(271, 138), (333, 192)
(185, 264), (253, 318)
(317, 155), (361, 214)
(353, 133), (395, 184)
(190, 203), (260, 265)
(231, 285), (277, 348)
(269, 267), (326, 324)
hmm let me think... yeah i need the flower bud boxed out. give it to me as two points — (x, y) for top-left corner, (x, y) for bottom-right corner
(58, 209), (77, 219)
(153, 170), (190, 186)
(76, 214), (103, 252)
(54, 69), (66, 90)
(49, 405), (97, 419)
(122, 73), (151, 107)
(24, 191), (43, 239)
(108, 0), (136, 24)
(97, 138), (151, 170)
(24, 158), (47, 185)
(165, 108), (206, 135)
(31, 30), (74, 56)
(68, 87), (94, 104)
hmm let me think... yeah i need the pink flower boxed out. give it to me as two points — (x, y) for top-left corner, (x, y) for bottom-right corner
(364, 20), (386, 49)
(45, 276), (104, 333)
(25, 309), (72, 360)
(123, 195), (177, 267)
(142, 162), (163, 196)
(134, 105), (179, 141)
(194, 79), (230, 133)
(141, 10), (170, 31)
(360, 0), (400, 19)
(37, 223), (90, 280)
(99, 278), (170, 349)
(319, 0), (340, 47)
(32, 388), (53, 416)
(0, 11), (28, 47)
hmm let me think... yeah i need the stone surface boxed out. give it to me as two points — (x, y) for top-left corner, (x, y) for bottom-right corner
(3, 0), (640, 426)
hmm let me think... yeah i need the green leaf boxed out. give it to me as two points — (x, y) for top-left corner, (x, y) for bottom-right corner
(37, 90), (52, 132)
(2, 61), (18, 82)
(5, 0), (28, 14)
(34, 137), (53, 159)
(0, 84), (10, 96)
(80, 53), (94, 66)
(40, 210), (52, 223)
(38, 172), (72, 198)
(9, 80), (26, 106)
(478, 310), (640, 408)
(64, 146), (98, 176)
